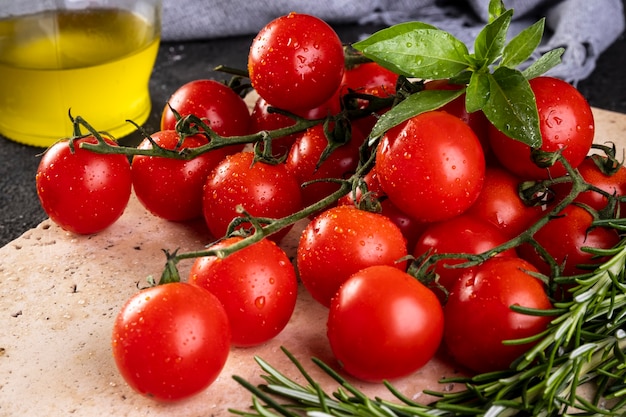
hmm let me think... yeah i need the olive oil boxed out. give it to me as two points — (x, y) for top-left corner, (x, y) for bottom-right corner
(0, 8), (160, 146)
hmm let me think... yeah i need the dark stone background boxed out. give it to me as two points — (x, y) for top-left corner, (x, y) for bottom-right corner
(1, 20), (625, 246)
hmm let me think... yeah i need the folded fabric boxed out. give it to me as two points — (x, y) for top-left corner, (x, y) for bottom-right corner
(161, 0), (624, 83)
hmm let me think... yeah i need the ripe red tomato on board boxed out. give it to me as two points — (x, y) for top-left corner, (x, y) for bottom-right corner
(297, 205), (408, 307)
(189, 236), (298, 347)
(518, 204), (620, 277)
(36, 136), (132, 234)
(551, 154), (626, 215)
(327, 265), (444, 382)
(248, 12), (345, 112)
(375, 110), (486, 223)
(338, 166), (427, 251)
(286, 123), (364, 210)
(424, 79), (491, 161)
(111, 282), (231, 401)
(202, 151), (303, 240)
(443, 257), (553, 374)
(161, 79), (252, 142)
(413, 214), (517, 294)
(488, 76), (594, 179)
(131, 130), (229, 221)
(465, 166), (546, 239)
(340, 61), (399, 132)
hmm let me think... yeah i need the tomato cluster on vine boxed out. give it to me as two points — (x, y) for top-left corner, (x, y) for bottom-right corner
(35, 12), (626, 401)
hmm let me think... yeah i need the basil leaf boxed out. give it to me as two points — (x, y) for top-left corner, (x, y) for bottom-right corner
(488, 0), (506, 21)
(483, 67), (541, 147)
(369, 89), (464, 142)
(474, 9), (513, 67)
(501, 18), (545, 68)
(356, 29), (471, 80)
(352, 21), (437, 50)
(522, 47), (565, 79)
(466, 71), (490, 113)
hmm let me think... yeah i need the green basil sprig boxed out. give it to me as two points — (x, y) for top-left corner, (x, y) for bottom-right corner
(353, 0), (564, 147)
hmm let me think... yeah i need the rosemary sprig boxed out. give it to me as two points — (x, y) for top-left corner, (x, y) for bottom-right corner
(231, 242), (626, 416)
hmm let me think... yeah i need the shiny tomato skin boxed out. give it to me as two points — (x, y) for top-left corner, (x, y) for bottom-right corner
(161, 79), (252, 140)
(465, 166), (546, 238)
(202, 151), (303, 240)
(36, 136), (132, 234)
(340, 62), (399, 132)
(286, 123), (364, 210)
(443, 257), (553, 374)
(376, 111), (486, 222)
(132, 130), (229, 221)
(327, 265), (444, 382)
(424, 79), (491, 160)
(111, 282), (231, 401)
(297, 205), (408, 307)
(413, 214), (517, 294)
(552, 155), (626, 215)
(248, 13), (345, 112)
(189, 237), (298, 347)
(518, 204), (620, 277)
(488, 76), (594, 179)
(337, 167), (427, 251)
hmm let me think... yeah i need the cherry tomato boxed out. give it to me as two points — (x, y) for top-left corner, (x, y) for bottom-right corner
(36, 136), (132, 234)
(202, 151), (303, 240)
(337, 167), (427, 251)
(161, 79), (252, 141)
(131, 130), (229, 221)
(465, 166), (546, 238)
(189, 237), (298, 347)
(250, 95), (341, 157)
(327, 265), (444, 382)
(552, 154), (626, 215)
(376, 110), (486, 222)
(443, 257), (553, 374)
(518, 204), (620, 277)
(488, 76), (594, 179)
(248, 13), (345, 111)
(297, 205), (408, 307)
(413, 214), (517, 294)
(340, 61), (399, 132)
(111, 282), (231, 401)
(424, 79), (491, 161)
(286, 123), (364, 209)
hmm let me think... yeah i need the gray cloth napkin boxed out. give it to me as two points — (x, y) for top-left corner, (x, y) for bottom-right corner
(162, 0), (624, 83)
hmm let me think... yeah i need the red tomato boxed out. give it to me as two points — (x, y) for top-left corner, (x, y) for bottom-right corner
(111, 282), (231, 401)
(327, 265), (444, 382)
(250, 95), (341, 157)
(413, 214), (517, 294)
(552, 154), (626, 215)
(518, 204), (620, 277)
(338, 167), (427, 251)
(376, 111), (486, 222)
(488, 76), (594, 179)
(131, 130), (228, 221)
(248, 13), (345, 111)
(340, 62), (399, 132)
(443, 257), (553, 374)
(189, 237), (298, 347)
(36, 136), (132, 234)
(161, 79), (252, 140)
(465, 166), (546, 238)
(202, 151), (303, 240)
(297, 205), (408, 307)
(424, 79), (491, 160)
(286, 123), (364, 209)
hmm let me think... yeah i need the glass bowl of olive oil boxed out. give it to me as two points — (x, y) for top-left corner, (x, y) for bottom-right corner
(0, 0), (162, 147)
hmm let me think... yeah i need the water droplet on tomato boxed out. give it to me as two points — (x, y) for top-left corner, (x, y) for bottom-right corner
(255, 296), (266, 309)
